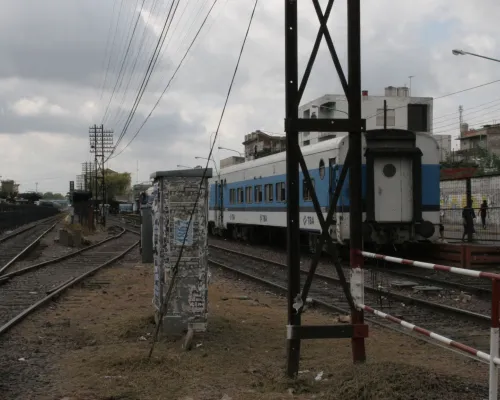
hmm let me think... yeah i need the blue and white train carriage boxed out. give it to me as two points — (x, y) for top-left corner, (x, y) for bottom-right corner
(208, 129), (441, 250)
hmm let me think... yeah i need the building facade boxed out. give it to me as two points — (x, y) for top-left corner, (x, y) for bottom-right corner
(298, 86), (433, 147)
(458, 123), (500, 156)
(242, 130), (286, 160)
(434, 134), (452, 162)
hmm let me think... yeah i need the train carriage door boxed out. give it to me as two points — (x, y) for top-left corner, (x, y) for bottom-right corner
(373, 157), (413, 222)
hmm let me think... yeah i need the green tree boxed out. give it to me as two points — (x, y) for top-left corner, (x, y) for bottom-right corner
(42, 192), (65, 200)
(441, 148), (500, 175)
(82, 169), (131, 203)
(105, 170), (131, 202)
(19, 192), (42, 203)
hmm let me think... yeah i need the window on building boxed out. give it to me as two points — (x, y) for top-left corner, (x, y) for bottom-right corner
(237, 188), (244, 203)
(254, 185), (263, 203)
(303, 179), (315, 201)
(264, 184), (274, 202)
(229, 188), (236, 204)
(407, 104), (429, 132)
(275, 182), (286, 202)
(376, 108), (395, 127)
(245, 186), (253, 203)
(303, 140), (310, 146)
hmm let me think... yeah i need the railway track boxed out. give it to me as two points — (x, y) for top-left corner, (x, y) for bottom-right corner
(209, 236), (495, 297)
(208, 244), (495, 359)
(0, 215), (62, 274)
(0, 226), (140, 336)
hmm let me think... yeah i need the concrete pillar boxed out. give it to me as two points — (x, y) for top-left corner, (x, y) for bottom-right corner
(150, 168), (212, 338)
(140, 205), (153, 263)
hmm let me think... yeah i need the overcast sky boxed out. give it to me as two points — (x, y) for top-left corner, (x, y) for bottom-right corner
(0, 0), (499, 194)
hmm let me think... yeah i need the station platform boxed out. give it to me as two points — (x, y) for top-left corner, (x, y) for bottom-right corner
(443, 224), (500, 246)
(406, 241), (500, 269)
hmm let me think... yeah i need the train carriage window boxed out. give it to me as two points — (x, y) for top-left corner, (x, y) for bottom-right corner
(254, 185), (263, 203)
(275, 182), (286, 202)
(245, 187), (253, 203)
(264, 184), (274, 202)
(319, 159), (325, 180)
(229, 188), (236, 204)
(237, 188), (244, 203)
(303, 179), (315, 201)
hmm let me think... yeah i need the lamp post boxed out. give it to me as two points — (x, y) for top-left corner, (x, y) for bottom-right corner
(452, 49), (500, 63)
(195, 156), (219, 176)
(218, 146), (243, 156)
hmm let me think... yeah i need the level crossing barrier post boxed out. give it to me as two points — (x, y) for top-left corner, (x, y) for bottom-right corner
(490, 279), (500, 400)
(357, 249), (500, 399)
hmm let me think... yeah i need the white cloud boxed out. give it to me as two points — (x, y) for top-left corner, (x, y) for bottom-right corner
(1, 0), (500, 193)
(10, 96), (68, 117)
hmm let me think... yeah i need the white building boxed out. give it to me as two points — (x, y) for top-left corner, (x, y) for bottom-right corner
(434, 134), (452, 162)
(298, 86), (433, 147)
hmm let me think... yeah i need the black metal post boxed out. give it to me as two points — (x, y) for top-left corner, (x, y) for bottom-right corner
(285, 0), (301, 378)
(347, 0), (366, 363)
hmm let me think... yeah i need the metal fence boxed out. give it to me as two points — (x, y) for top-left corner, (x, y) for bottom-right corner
(0, 204), (60, 233)
(440, 174), (500, 243)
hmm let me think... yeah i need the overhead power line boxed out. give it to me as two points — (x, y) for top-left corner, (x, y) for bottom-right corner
(99, 0), (124, 101)
(101, 0), (148, 125)
(111, 0), (181, 156)
(366, 78), (500, 121)
(148, 0), (259, 358)
(108, 0), (220, 161)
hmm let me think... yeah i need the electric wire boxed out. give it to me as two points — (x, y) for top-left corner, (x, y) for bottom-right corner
(101, 0), (147, 125)
(365, 79), (500, 121)
(148, 0), (259, 358)
(109, 0), (163, 128)
(100, 0), (125, 102)
(108, 0), (219, 161)
(99, 0), (119, 101)
(111, 0), (180, 154)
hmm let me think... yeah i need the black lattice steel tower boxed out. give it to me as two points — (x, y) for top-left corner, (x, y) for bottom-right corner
(89, 124), (113, 226)
(81, 162), (95, 192)
(283, 0), (367, 377)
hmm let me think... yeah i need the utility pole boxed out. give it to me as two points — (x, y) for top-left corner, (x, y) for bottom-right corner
(89, 124), (113, 227)
(283, 0), (367, 378)
(35, 182), (38, 193)
(136, 160), (139, 184)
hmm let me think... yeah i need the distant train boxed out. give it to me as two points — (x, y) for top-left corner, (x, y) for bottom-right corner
(207, 129), (441, 251)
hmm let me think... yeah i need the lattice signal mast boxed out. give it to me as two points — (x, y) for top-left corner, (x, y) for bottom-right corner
(89, 125), (113, 226)
(81, 162), (95, 192)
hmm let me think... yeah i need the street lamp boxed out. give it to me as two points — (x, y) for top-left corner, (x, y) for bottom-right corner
(176, 164), (193, 169)
(195, 156), (219, 176)
(218, 146), (243, 156)
(452, 49), (500, 63)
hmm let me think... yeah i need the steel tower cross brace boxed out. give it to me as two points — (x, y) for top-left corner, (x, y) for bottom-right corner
(284, 0), (368, 378)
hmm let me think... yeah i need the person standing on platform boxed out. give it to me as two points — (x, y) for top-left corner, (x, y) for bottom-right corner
(462, 202), (476, 242)
(480, 200), (488, 229)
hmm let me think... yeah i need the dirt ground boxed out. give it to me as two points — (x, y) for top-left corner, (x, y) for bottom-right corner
(0, 250), (491, 400)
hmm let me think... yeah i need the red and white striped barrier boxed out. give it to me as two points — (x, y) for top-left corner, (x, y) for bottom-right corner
(358, 303), (500, 365)
(357, 250), (500, 399)
(359, 250), (500, 281)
